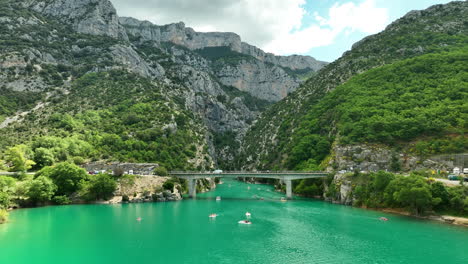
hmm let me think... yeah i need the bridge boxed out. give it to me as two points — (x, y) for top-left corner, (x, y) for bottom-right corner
(170, 171), (328, 199)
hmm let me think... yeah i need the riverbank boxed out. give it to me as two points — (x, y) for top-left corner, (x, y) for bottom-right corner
(3, 179), (468, 264)
(378, 208), (468, 227)
(318, 171), (468, 228)
(0, 175), (217, 224)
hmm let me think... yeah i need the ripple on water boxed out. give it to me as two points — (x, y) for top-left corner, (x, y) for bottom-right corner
(1, 179), (468, 264)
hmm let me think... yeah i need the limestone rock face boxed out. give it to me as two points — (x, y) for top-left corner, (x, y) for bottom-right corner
(119, 17), (327, 72)
(25, 0), (128, 40)
(241, 43), (327, 71)
(215, 60), (298, 102)
(120, 17), (242, 51)
(2, 0), (327, 167)
(110, 45), (165, 78)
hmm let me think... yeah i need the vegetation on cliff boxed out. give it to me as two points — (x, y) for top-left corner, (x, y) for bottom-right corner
(285, 49), (467, 170)
(0, 71), (210, 170)
(339, 171), (468, 216)
(240, 1), (468, 169)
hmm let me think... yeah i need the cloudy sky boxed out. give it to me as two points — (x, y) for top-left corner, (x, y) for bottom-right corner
(110, 0), (453, 62)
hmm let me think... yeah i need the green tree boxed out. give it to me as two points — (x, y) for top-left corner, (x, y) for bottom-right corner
(396, 186), (432, 215)
(154, 166), (168, 176)
(0, 192), (10, 209)
(162, 181), (174, 191)
(33, 147), (55, 168)
(83, 174), (117, 201)
(430, 181), (450, 210)
(26, 176), (57, 204)
(0, 176), (16, 193)
(36, 162), (88, 196)
(5, 145), (35, 172)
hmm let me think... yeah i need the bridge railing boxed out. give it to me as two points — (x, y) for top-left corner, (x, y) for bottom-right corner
(169, 171), (327, 174)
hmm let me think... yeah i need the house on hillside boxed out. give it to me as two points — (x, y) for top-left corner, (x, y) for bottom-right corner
(453, 167), (460, 174)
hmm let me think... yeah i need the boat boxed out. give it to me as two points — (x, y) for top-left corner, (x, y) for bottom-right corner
(216, 196), (221, 201)
(238, 220), (252, 225)
(209, 214), (218, 218)
(280, 197), (287, 202)
(245, 212), (251, 217)
(136, 217), (142, 221)
(379, 217), (388, 221)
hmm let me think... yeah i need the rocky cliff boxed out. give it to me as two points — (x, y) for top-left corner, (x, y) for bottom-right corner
(0, 0), (326, 168)
(24, 0), (128, 40)
(119, 17), (327, 73)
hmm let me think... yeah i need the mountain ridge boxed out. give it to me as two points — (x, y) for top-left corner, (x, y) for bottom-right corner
(239, 0), (468, 170)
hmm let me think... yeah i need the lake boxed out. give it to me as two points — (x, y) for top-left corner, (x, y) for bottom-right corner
(1, 178), (467, 264)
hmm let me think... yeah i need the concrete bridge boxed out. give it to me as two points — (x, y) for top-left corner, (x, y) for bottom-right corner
(170, 171), (328, 199)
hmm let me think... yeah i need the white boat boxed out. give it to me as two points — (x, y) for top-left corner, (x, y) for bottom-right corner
(280, 197), (287, 202)
(238, 220), (252, 225)
(209, 214), (218, 218)
(216, 196), (221, 201)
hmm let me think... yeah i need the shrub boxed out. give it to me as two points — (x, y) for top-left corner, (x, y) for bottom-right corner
(0, 192), (10, 209)
(162, 181), (174, 191)
(72, 156), (85, 165)
(53, 195), (71, 205)
(83, 174), (117, 201)
(36, 162), (88, 196)
(0, 209), (8, 224)
(0, 176), (16, 193)
(26, 176), (57, 205)
(122, 194), (129, 202)
(154, 186), (163, 193)
(33, 147), (55, 168)
(5, 145), (35, 172)
(154, 167), (168, 176)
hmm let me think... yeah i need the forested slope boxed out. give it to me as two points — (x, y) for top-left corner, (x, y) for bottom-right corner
(239, 1), (468, 170)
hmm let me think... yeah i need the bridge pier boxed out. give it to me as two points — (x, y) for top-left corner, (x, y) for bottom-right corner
(188, 178), (197, 198)
(285, 179), (292, 199)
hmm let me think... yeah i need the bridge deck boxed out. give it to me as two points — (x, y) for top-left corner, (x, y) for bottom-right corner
(170, 171), (328, 180)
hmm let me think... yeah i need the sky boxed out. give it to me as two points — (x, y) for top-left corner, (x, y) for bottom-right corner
(110, 0), (455, 62)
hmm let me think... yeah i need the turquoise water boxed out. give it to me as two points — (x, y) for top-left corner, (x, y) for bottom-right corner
(1, 179), (468, 264)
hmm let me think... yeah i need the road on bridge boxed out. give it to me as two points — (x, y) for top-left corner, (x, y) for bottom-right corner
(169, 171), (328, 199)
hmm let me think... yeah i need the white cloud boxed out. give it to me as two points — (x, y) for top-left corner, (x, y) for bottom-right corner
(111, 0), (389, 57)
(264, 0), (389, 55)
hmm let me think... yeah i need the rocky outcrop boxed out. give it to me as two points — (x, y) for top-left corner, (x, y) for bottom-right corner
(110, 44), (165, 78)
(119, 17), (327, 72)
(240, 43), (327, 71)
(215, 60), (298, 102)
(330, 144), (464, 173)
(25, 0), (128, 40)
(3, 0), (328, 168)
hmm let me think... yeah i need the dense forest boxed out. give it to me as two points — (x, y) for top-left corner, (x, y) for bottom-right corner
(240, 47), (467, 171)
(285, 49), (467, 170)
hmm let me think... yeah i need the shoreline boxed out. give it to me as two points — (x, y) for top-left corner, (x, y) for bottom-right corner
(4, 187), (468, 228)
(339, 202), (468, 227)
(294, 192), (468, 227)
